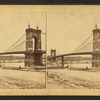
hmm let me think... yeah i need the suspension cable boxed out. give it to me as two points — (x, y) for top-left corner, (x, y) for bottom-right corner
(5, 36), (33, 53)
(73, 40), (93, 53)
(3, 33), (26, 52)
(3, 31), (45, 53)
(71, 34), (93, 53)
(7, 40), (26, 52)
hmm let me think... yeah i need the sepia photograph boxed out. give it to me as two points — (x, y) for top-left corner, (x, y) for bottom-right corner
(0, 5), (100, 95)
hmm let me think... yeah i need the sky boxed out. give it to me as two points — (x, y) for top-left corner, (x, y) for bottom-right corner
(0, 5), (100, 56)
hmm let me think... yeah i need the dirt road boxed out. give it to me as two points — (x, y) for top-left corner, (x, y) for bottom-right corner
(0, 68), (45, 89)
(47, 69), (100, 89)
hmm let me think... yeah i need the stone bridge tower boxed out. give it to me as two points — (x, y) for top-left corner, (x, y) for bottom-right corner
(51, 49), (56, 60)
(92, 25), (100, 68)
(51, 49), (56, 56)
(25, 24), (44, 67)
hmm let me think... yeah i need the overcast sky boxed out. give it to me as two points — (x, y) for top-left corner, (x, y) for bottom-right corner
(0, 5), (99, 56)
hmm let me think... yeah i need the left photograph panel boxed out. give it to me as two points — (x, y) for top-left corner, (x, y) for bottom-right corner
(0, 5), (46, 89)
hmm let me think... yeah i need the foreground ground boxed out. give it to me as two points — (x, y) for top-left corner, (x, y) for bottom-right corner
(0, 68), (45, 89)
(0, 68), (100, 89)
(47, 69), (100, 89)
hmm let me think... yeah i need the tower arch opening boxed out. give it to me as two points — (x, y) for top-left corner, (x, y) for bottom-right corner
(32, 37), (38, 51)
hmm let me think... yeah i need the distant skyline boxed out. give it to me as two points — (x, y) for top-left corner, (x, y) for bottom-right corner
(0, 5), (99, 56)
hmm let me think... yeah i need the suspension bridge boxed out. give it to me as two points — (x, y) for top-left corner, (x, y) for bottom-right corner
(50, 25), (100, 68)
(0, 24), (100, 68)
(0, 24), (46, 67)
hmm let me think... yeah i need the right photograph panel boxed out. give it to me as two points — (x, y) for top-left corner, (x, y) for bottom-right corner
(46, 6), (100, 89)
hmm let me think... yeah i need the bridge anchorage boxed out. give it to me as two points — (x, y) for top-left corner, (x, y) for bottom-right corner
(25, 24), (46, 67)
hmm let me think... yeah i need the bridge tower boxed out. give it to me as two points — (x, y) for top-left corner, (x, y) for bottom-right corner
(51, 49), (56, 60)
(25, 24), (43, 67)
(51, 49), (56, 57)
(92, 24), (100, 68)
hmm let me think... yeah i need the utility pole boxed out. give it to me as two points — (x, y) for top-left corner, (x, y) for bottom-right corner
(69, 60), (72, 70)
(3, 60), (5, 69)
(45, 11), (47, 89)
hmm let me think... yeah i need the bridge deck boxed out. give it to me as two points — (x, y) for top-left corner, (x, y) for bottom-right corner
(50, 52), (92, 59)
(0, 50), (46, 55)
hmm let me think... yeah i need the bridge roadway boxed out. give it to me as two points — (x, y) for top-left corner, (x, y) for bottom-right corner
(0, 50), (46, 55)
(49, 52), (93, 66)
(50, 52), (93, 58)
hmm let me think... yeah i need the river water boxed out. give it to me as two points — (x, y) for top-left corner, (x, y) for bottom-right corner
(64, 63), (92, 69)
(0, 62), (92, 69)
(1, 62), (25, 68)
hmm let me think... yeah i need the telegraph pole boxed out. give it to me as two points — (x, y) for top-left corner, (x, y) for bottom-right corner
(3, 60), (5, 69)
(69, 59), (72, 70)
(45, 12), (47, 89)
